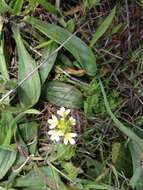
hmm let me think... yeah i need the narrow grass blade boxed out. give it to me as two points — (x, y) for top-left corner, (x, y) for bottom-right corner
(24, 16), (96, 76)
(12, 0), (23, 15)
(0, 0), (12, 13)
(0, 16), (9, 80)
(37, 0), (60, 16)
(90, 6), (116, 47)
(99, 79), (143, 149)
(12, 26), (41, 108)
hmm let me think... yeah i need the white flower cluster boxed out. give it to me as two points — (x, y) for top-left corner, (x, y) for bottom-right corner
(47, 107), (77, 145)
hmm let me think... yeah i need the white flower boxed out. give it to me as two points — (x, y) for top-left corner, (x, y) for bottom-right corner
(57, 107), (70, 117)
(64, 133), (77, 145)
(69, 116), (76, 126)
(48, 130), (64, 142)
(48, 115), (58, 129)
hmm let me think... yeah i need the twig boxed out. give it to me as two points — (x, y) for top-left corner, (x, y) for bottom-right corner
(56, 66), (88, 86)
(125, 0), (131, 50)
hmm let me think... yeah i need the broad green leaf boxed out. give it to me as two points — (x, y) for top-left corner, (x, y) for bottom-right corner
(111, 142), (132, 177)
(47, 144), (75, 163)
(86, 157), (103, 178)
(0, 0), (12, 13)
(18, 122), (38, 154)
(4, 108), (40, 145)
(90, 7), (116, 47)
(24, 16), (96, 76)
(0, 16), (9, 80)
(99, 79), (143, 150)
(0, 146), (17, 180)
(13, 166), (68, 190)
(37, 0), (60, 16)
(12, 26), (41, 108)
(43, 81), (83, 108)
(129, 140), (143, 190)
(39, 42), (58, 85)
(12, 0), (23, 15)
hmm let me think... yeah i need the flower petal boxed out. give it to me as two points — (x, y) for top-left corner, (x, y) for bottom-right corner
(55, 135), (60, 142)
(48, 130), (54, 135)
(64, 138), (68, 145)
(65, 109), (70, 115)
(69, 138), (76, 145)
(48, 119), (53, 125)
(49, 125), (56, 129)
(57, 107), (70, 117)
(70, 133), (77, 137)
(69, 117), (76, 125)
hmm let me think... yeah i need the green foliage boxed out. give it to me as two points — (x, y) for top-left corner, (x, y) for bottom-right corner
(84, 79), (121, 117)
(12, 0), (23, 15)
(12, 26), (41, 108)
(90, 7), (116, 47)
(0, 0), (12, 14)
(0, 1), (142, 189)
(43, 80), (83, 108)
(83, 0), (101, 10)
(24, 16), (97, 76)
(129, 140), (143, 189)
(0, 146), (17, 180)
(39, 42), (58, 85)
(37, 0), (60, 16)
(0, 16), (9, 80)
(99, 79), (143, 150)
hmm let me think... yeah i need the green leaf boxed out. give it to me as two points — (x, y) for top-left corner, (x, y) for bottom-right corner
(43, 81), (83, 108)
(111, 142), (132, 177)
(47, 144), (75, 163)
(0, 112), (14, 145)
(0, 16), (9, 80)
(0, 146), (17, 180)
(13, 166), (67, 190)
(129, 140), (143, 190)
(3, 108), (41, 145)
(86, 157), (103, 178)
(99, 79), (143, 150)
(37, 0), (60, 16)
(62, 162), (78, 180)
(18, 122), (38, 154)
(90, 6), (116, 47)
(24, 16), (96, 76)
(12, 26), (41, 108)
(12, 0), (23, 15)
(0, 0), (12, 13)
(76, 179), (116, 190)
(39, 42), (58, 85)
(23, 109), (41, 115)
